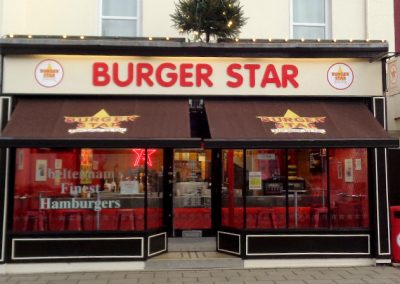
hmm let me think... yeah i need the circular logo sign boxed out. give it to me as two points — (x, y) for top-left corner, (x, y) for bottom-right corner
(390, 64), (398, 85)
(396, 233), (400, 248)
(34, 59), (64, 88)
(327, 63), (354, 90)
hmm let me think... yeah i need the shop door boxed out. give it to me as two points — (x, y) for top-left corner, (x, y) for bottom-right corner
(169, 149), (213, 237)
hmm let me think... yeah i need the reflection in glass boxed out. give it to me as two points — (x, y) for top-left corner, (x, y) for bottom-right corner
(13, 148), (163, 233)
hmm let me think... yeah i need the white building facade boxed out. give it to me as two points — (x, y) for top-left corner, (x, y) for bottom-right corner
(0, 0), (398, 271)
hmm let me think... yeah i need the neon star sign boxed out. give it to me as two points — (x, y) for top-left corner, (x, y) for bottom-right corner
(132, 149), (157, 167)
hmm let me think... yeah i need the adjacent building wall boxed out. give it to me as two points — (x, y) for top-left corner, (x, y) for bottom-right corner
(395, 0), (400, 53)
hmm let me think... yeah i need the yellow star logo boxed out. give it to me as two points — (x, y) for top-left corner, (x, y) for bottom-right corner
(65, 109), (139, 134)
(257, 109), (326, 134)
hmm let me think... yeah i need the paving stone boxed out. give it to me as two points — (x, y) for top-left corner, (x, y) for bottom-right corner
(333, 280), (366, 284)
(241, 281), (274, 284)
(19, 281), (49, 284)
(8, 275), (40, 281)
(97, 272), (127, 279)
(109, 280), (140, 284)
(48, 281), (80, 284)
(255, 274), (286, 281)
(38, 274), (69, 281)
(362, 279), (397, 284)
(78, 280), (109, 284)
(68, 273), (98, 280)
(274, 281), (306, 284)
(284, 274), (316, 280)
(304, 280), (336, 284)
(170, 277), (197, 283)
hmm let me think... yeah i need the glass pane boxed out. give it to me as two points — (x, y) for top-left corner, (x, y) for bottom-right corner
(13, 148), (151, 233)
(102, 19), (137, 37)
(330, 149), (369, 229)
(147, 149), (164, 230)
(221, 150), (244, 229)
(173, 150), (212, 235)
(293, 0), (325, 23)
(287, 149), (328, 229)
(245, 150), (286, 229)
(103, 0), (137, 17)
(293, 26), (325, 39)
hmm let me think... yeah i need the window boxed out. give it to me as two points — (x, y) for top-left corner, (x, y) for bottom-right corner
(291, 0), (329, 39)
(101, 0), (140, 37)
(222, 148), (369, 230)
(13, 148), (163, 233)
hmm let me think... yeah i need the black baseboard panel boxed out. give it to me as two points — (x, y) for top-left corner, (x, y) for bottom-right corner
(217, 231), (241, 255)
(148, 232), (167, 257)
(12, 237), (144, 260)
(246, 234), (370, 257)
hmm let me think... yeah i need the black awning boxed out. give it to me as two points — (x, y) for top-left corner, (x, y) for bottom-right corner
(204, 99), (399, 148)
(0, 97), (201, 148)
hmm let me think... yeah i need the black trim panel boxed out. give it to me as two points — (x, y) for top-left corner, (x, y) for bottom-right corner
(148, 233), (167, 257)
(246, 234), (370, 256)
(218, 231), (241, 255)
(12, 237), (144, 260)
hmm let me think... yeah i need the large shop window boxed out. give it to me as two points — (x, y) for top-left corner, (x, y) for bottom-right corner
(222, 148), (369, 230)
(13, 148), (163, 233)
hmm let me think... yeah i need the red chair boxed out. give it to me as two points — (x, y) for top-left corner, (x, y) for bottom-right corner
(23, 210), (47, 232)
(64, 211), (84, 231)
(116, 209), (135, 231)
(98, 209), (117, 231)
(334, 201), (362, 228)
(311, 207), (328, 228)
(246, 207), (259, 229)
(257, 208), (277, 229)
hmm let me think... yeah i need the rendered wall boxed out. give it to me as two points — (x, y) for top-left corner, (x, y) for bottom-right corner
(0, 0), (396, 52)
(1, 0), (99, 36)
(366, 0), (395, 52)
(331, 0), (366, 40)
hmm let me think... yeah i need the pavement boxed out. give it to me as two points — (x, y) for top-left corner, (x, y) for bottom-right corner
(1, 266), (400, 284)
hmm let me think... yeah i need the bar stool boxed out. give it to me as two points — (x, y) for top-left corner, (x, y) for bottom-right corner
(64, 210), (84, 231)
(116, 209), (135, 231)
(23, 210), (47, 232)
(257, 209), (277, 229)
(311, 207), (328, 228)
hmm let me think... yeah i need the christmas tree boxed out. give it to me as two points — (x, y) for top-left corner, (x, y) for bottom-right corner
(171, 0), (247, 43)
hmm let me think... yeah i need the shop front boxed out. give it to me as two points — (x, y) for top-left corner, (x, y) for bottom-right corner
(0, 37), (397, 266)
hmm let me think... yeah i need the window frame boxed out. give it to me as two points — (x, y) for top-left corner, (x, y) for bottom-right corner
(98, 0), (142, 37)
(290, 0), (331, 39)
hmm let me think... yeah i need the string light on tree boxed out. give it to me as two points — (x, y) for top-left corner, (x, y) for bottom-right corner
(171, 0), (247, 43)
